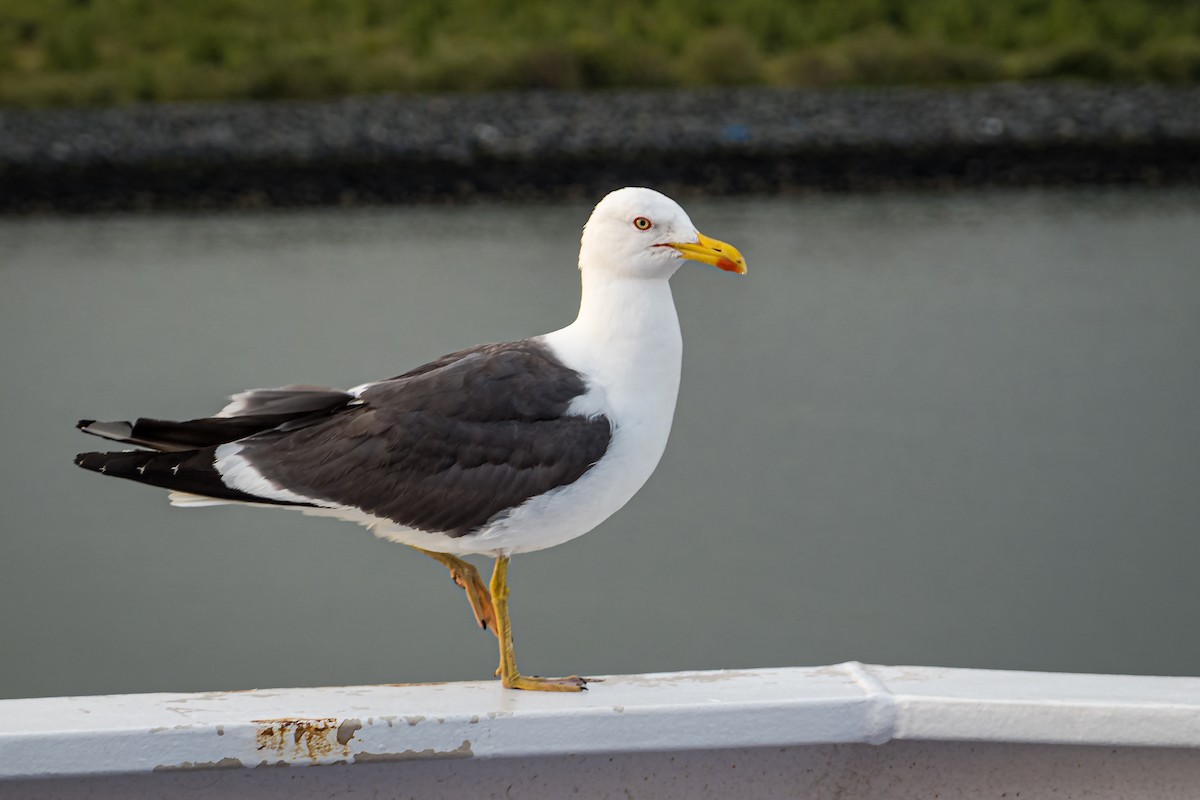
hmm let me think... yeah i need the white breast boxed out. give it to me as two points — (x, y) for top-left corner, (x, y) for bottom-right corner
(426, 276), (682, 556)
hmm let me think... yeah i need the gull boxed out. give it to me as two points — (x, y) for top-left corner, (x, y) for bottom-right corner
(76, 187), (746, 691)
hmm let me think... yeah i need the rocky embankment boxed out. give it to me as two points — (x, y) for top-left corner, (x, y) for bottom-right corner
(2, 84), (1198, 211)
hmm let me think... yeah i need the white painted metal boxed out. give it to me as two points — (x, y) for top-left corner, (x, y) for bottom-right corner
(1, 662), (1198, 797)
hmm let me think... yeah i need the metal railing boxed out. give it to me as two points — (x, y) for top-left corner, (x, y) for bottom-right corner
(2, 662), (1198, 798)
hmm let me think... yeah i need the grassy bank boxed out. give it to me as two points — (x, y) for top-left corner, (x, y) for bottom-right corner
(3, 0), (1200, 107)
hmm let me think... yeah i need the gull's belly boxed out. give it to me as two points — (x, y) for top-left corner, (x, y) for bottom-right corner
(462, 414), (672, 555)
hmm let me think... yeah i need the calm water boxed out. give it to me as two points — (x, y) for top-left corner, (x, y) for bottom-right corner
(2, 189), (1198, 700)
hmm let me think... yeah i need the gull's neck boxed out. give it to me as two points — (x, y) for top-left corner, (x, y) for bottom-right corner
(542, 268), (682, 418)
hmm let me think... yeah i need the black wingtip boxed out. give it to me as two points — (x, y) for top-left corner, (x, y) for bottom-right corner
(77, 419), (95, 430)
(74, 451), (100, 470)
(75, 450), (131, 472)
(73, 447), (307, 507)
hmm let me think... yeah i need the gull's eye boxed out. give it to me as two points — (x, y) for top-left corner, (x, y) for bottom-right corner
(633, 216), (652, 231)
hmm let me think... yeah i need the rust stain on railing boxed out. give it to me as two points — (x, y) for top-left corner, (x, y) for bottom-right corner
(253, 717), (361, 763)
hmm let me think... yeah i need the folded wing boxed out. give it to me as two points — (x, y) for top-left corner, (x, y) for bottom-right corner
(76, 341), (612, 537)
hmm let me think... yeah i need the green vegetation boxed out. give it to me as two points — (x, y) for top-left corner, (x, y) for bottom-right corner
(2, 0), (1199, 107)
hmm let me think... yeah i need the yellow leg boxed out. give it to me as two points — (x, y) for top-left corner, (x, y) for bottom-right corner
(490, 555), (588, 692)
(413, 547), (498, 636)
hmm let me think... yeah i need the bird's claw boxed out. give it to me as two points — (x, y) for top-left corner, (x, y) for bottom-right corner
(503, 674), (592, 692)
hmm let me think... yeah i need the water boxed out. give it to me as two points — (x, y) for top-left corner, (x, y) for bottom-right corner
(1, 188), (1198, 700)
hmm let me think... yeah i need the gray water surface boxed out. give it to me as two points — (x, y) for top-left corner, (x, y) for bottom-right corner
(2, 189), (1198, 699)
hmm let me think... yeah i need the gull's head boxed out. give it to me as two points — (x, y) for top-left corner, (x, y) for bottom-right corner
(579, 187), (747, 280)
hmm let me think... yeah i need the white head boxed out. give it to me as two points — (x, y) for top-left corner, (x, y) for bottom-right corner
(579, 187), (747, 281)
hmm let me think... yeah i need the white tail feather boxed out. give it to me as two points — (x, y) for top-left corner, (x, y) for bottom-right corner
(168, 491), (234, 508)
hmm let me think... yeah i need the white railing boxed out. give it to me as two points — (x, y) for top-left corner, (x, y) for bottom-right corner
(2, 663), (1198, 798)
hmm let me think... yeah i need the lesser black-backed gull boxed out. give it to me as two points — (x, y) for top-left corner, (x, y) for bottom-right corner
(76, 186), (747, 692)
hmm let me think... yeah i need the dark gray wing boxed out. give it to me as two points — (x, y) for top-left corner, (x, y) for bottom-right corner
(239, 340), (612, 537)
